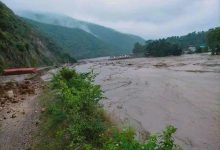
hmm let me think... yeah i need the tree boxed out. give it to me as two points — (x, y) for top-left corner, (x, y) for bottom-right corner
(195, 46), (202, 53)
(207, 27), (220, 55)
(166, 31), (206, 49)
(145, 39), (182, 57)
(132, 42), (145, 56)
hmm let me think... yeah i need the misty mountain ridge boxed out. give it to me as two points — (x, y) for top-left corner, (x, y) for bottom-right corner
(24, 18), (117, 59)
(17, 11), (96, 35)
(17, 11), (145, 58)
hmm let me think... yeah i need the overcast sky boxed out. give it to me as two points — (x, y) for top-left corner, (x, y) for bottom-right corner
(2, 0), (220, 39)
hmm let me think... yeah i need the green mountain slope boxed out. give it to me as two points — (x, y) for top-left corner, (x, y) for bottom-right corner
(17, 12), (145, 58)
(0, 2), (75, 69)
(88, 23), (145, 54)
(165, 31), (207, 48)
(24, 19), (116, 59)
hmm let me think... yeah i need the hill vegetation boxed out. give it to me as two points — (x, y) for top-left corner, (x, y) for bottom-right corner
(132, 30), (215, 57)
(0, 2), (76, 70)
(24, 19), (115, 59)
(165, 31), (206, 49)
(133, 40), (182, 57)
(207, 27), (220, 55)
(18, 12), (145, 59)
(146, 40), (182, 57)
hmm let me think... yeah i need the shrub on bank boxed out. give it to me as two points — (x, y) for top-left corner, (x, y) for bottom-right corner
(35, 68), (182, 150)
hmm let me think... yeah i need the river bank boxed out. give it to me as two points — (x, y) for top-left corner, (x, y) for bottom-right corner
(75, 53), (220, 150)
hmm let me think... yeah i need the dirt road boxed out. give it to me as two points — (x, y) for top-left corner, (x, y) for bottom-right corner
(75, 54), (220, 150)
(0, 95), (41, 150)
(0, 79), (43, 150)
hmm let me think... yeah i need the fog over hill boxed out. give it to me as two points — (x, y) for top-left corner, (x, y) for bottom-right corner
(18, 11), (145, 59)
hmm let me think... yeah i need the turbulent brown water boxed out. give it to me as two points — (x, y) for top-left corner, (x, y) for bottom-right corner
(75, 54), (220, 150)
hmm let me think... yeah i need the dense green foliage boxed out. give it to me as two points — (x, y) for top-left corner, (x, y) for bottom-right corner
(207, 27), (220, 55)
(36, 68), (106, 149)
(133, 42), (147, 57)
(133, 40), (182, 57)
(105, 126), (181, 150)
(35, 68), (181, 150)
(133, 31), (208, 57)
(24, 19), (115, 59)
(146, 40), (182, 57)
(18, 12), (145, 59)
(0, 2), (76, 69)
(165, 32), (207, 49)
(88, 23), (145, 54)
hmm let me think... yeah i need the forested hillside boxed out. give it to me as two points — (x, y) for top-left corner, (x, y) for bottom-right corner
(24, 19), (116, 59)
(0, 2), (76, 70)
(165, 31), (206, 48)
(17, 12), (145, 58)
(133, 31), (208, 56)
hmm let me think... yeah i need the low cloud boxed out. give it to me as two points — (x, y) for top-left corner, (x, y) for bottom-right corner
(2, 0), (220, 39)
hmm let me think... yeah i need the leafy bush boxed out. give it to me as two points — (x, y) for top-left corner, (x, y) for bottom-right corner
(35, 68), (181, 150)
(44, 68), (105, 149)
(104, 126), (181, 150)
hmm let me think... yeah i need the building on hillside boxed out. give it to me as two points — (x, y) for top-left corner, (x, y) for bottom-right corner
(184, 46), (196, 54)
(188, 46), (196, 52)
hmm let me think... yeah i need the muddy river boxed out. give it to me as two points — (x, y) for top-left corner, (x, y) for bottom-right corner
(75, 54), (220, 150)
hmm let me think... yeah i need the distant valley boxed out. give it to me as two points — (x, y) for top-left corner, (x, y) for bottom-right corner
(0, 2), (218, 70)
